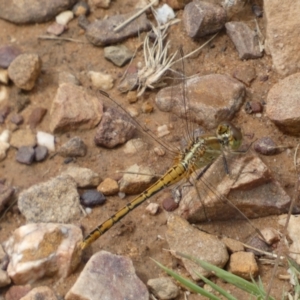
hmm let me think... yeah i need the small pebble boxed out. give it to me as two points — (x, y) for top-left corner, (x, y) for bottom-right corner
(154, 146), (165, 156)
(253, 137), (278, 155)
(104, 45), (134, 67)
(146, 203), (159, 215)
(259, 227), (280, 245)
(0, 129), (10, 143)
(97, 178), (119, 196)
(245, 101), (263, 114)
(64, 157), (75, 164)
(118, 192), (126, 199)
(0, 45), (22, 69)
(157, 124), (170, 138)
(16, 146), (35, 165)
(260, 75), (269, 82)
(58, 136), (87, 157)
(0, 105), (10, 119)
(85, 207), (92, 214)
(28, 107), (47, 128)
(246, 235), (270, 256)
(127, 91), (138, 103)
(0, 86), (8, 102)
(88, 71), (114, 90)
(34, 145), (48, 162)
(126, 107), (139, 118)
(142, 102), (153, 113)
(80, 190), (106, 207)
(155, 4), (175, 24)
(252, 4), (263, 18)
(56, 10), (74, 26)
(73, 1), (90, 17)
(0, 68), (9, 84)
(47, 22), (67, 36)
(10, 114), (23, 125)
(162, 197), (178, 211)
(37, 131), (55, 151)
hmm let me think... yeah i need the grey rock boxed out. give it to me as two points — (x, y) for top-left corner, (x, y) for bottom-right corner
(10, 113), (24, 125)
(156, 74), (245, 129)
(177, 154), (291, 222)
(73, 1), (90, 17)
(266, 72), (300, 135)
(244, 101), (263, 114)
(166, 215), (229, 280)
(225, 21), (263, 60)
(80, 189), (106, 207)
(183, 0), (227, 38)
(117, 65), (138, 93)
(16, 146), (35, 165)
(0, 183), (14, 213)
(85, 11), (151, 46)
(253, 137), (279, 155)
(65, 251), (149, 300)
(0, 45), (22, 68)
(8, 53), (42, 91)
(18, 174), (81, 223)
(50, 83), (103, 133)
(147, 277), (179, 300)
(58, 136), (87, 157)
(104, 45), (134, 67)
(34, 145), (48, 162)
(252, 4), (263, 18)
(0, 0), (78, 24)
(78, 15), (90, 30)
(94, 107), (136, 148)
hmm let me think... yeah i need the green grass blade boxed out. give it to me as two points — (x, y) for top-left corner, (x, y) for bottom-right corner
(151, 258), (221, 300)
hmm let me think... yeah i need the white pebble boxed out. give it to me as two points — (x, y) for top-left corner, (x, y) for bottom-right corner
(0, 86), (8, 102)
(118, 192), (126, 199)
(157, 124), (170, 138)
(85, 207), (92, 214)
(146, 203), (159, 215)
(0, 129), (11, 143)
(56, 10), (74, 25)
(0, 68), (9, 84)
(37, 131), (55, 151)
(88, 71), (114, 90)
(0, 141), (9, 161)
(155, 4), (175, 24)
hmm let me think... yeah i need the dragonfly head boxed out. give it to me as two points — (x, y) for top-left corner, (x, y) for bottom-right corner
(216, 121), (242, 151)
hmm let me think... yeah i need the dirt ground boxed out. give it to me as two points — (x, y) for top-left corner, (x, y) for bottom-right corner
(1, 1), (300, 299)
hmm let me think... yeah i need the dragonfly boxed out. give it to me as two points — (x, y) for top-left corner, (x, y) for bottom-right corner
(80, 105), (243, 250)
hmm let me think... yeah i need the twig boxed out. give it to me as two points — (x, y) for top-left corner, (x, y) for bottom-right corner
(113, 0), (157, 32)
(38, 35), (87, 43)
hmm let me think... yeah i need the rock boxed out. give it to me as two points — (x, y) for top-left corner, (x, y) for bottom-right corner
(3, 223), (82, 284)
(27, 107), (47, 128)
(265, 0), (300, 76)
(141, 102), (153, 113)
(50, 83), (103, 133)
(16, 146), (35, 165)
(253, 137), (279, 155)
(37, 131), (55, 151)
(62, 166), (101, 188)
(18, 286), (57, 300)
(5, 285), (32, 300)
(119, 164), (156, 195)
(0, 45), (22, 69)
(0, 183), (14, 213)
(73, 1), (90, 17)
(0, 86), (8, 103)
(85, 11), (151, 46)
(78, 14), (90, 29)
(10, 113), (23, 125)
(162, 197), (178, 212)
(245, 101), (263, 114)
(0, 0), (78, 24)
(232, 65), (256, 86)
(0, 105), (11, 120)
(0, 269), (11, 287)
(246, 235), (271, 256)
(89, 0), (111, 8)
(94, 107), (136, 148)
(97, 178), (119, 196)
(157, 124), (170, 138)
(57, 136), (87, 157)
(8, 53), (42, 90)
(225, 22), (263, 60)
(34, 145), (48, 162)
(260, 227), (280, 245)
(56, 10), (74, 25)
(104, 45), (134, 67)
(252, 4), (263, 18)
(227, 251), (259, 280)
(58, 71), (80, 85)
(65, 251), (149, 300)
(156, 74), (245, 129)
(222, 237), (244, 253)
(18, 174), (81, 223)
(80, 189), (106, 207)
(266, 73), (300, 135)
(166, 215), (229, 280)
(177, 154), (291, 222)
(0, 68), (9, 84)
(278, 215), (300, 264)
(117, 65), (138, 93)
(147, 277), (179, 299)
(155, 4), (176, 25)
(123, 138), (147, 155)
(146, 203), (159, 215)
(88, 71), (114, 90)
(0, 129), (10, 143)
(0, 141), (9, 162)
(183, 1), (226, 38)
(126, 91), (138, 103)
(10, 129), (36, 148)
(47, 22), (67, 36)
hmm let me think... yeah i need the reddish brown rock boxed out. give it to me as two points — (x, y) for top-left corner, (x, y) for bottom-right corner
(28, 107), (47, 128)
